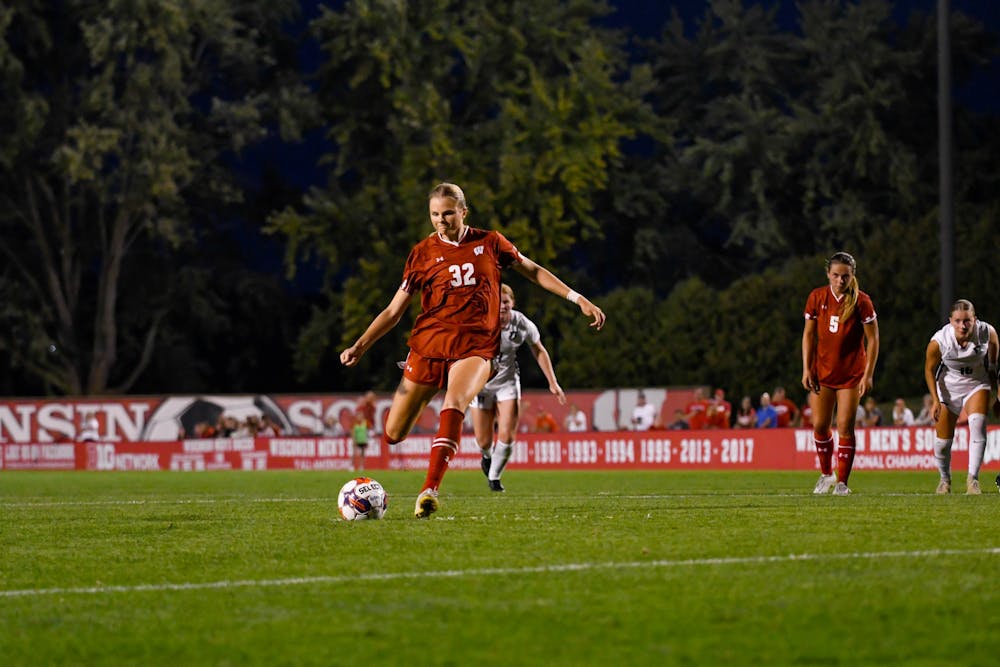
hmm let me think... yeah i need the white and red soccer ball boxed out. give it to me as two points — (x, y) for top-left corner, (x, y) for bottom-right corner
(337, 477), (388, 521)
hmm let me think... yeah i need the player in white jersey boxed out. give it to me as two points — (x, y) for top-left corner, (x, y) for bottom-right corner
(471, 284), (566, 491)
(923, 299), (999, 494)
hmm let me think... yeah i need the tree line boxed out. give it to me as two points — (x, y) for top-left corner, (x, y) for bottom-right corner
(1, 0), (997, 406)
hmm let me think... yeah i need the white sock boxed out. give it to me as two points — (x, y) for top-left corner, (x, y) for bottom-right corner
(488, 441), (513, 481)
(968, 414), (986, 479)
(934, 438), (953, 481)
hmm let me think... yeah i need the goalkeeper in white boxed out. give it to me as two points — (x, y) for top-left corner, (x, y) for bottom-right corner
(471, 284), (566, 491)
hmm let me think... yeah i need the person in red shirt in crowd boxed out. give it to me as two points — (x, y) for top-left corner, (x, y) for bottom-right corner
(706, 388), (731, 428)
(355, 390), (377, 431)
(799, 400), (813, 429)
(684, 387), (710, 430)
(340, 182), (605, 518)
(534, 407), (560, 433)
(801, 252), (879, 496)
(771, 386), (799, 427)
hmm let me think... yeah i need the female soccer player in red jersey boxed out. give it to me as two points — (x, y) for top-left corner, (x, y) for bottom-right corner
(801, 252), (879, 495)
(340, 183), (605, 518)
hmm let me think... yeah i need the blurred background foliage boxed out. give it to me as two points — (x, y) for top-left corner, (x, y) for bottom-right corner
(0, 0), (997, 407)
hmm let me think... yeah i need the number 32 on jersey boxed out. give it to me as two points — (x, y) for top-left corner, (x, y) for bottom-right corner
(448, 263), (476, 287)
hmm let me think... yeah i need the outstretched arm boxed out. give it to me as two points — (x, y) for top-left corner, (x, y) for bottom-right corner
(513, 257), (606, 330)
(860, 319), (879, 397)
(340, 289), (413, 367)
(528, 340), (566, 405)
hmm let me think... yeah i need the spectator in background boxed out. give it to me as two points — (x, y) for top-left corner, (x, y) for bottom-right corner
(755, 392), (778, 428)
(914, 393), (935, 426)
(217, 414), (239, 437)
(684, 387), (710, 431)
(667, 409), (690, 430)
(800, 400), (813, 429)
(891, 398), (915, 426)
(707, 388), (732, 429)
(351, 412), (369, 470)
(356, 390), (378, 433)
(771, 386), (799, 427)
(322, 413), (346, 437)
(859, 396), (883, 427)
(78, 411), (100, 442)
(631, 391), (657, 431)
(193, 421), (217, 438)
(534, 407), (559, 433)
(237, 415), (260, 437)
(564, 403), (587, 432)
(734, 396), (756, 429)
(259, 414), (282, 436)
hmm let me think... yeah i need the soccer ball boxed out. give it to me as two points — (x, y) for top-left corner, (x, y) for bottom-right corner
(337, 477), (388, 521)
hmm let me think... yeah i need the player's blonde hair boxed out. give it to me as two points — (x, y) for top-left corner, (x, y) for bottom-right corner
(428, 182), (467, 209)
(500, 283), (515, 302)
(826, 251), (859, 322)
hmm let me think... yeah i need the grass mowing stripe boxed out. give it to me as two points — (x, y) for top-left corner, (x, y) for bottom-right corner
(1, 489), (962, 508)
(5, 546), (999, 599)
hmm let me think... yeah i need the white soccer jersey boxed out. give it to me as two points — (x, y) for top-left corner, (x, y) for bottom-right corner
(483, 310), (540, 392)
(932, 319), (993, 411)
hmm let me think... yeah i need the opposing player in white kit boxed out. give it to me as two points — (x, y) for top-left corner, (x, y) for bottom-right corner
(923, 299), (1000, 494)
(471, 284), (566, 491)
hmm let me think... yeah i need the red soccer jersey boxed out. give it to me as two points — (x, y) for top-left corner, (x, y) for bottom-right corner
(686, 399), (710, 430)
(773, 399), (797, 427)
(401, 227), (523, 360)
(804, 286), (877, 390)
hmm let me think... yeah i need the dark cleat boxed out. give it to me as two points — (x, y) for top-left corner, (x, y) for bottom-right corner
(488, 479), (505, 492)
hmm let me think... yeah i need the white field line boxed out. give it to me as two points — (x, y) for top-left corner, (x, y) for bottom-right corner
(3, 547), (999, 599)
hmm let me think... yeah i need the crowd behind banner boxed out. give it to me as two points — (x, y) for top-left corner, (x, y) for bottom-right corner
(0, 387), (945, 447)
(182, 386), (934, 442)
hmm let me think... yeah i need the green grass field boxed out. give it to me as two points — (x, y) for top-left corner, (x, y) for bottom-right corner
(2, 469), (999, 666)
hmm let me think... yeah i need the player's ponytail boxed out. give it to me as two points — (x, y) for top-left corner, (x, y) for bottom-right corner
(827, 252), (859, 321)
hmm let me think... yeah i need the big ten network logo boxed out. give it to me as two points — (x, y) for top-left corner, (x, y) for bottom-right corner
(87, 443), (116, 470)
(86, 443), (161, 471)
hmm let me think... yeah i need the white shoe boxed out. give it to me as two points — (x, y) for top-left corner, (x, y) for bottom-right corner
(935, 479), (951, 494)
(813, 474), (837, 495)
(966, 478), (982, 495)
(832, 482), (851, 496)
(413, 488), (439, 518)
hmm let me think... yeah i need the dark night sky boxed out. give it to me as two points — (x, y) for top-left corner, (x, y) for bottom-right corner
(601, 0), (999, 110)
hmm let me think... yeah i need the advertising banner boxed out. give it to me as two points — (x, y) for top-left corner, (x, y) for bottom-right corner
(3, 426), (999, 473)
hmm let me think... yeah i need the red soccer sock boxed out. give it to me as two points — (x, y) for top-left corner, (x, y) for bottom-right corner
(837, 434), (856, 484)
(814, 433), (834, 475)
(421, 408), (464, 491)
